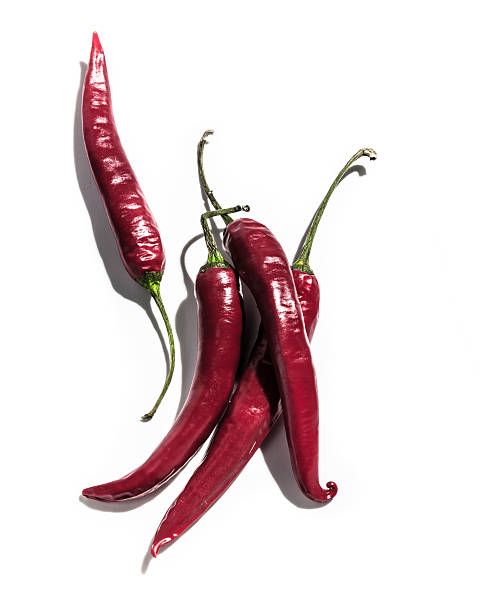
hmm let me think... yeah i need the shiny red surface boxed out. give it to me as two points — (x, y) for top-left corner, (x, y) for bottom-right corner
(82, 267), (243, 501)
(82, 33), (164, 282)
(151, 269), (337, 556)
(223, 219), (335, 502)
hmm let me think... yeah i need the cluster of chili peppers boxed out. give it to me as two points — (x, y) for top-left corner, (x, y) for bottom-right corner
(81, 33), (376, 555)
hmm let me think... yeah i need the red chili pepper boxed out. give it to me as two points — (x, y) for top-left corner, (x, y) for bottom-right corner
(224, 238), (330, 501)
(82, 206), (248, 502)
(223, 147), (376, 501)
(151, 269), (320, 555)
(151, 145), (376, 554)
(82, 32), (174, 420)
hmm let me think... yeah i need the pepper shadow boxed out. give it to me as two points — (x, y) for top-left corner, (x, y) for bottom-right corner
(174, 233), (201, 419)
(78, 490), (163, 513)
(141, 546), (152, 574)
(261, 416), (323, 509)
(73, 62), (169, 379)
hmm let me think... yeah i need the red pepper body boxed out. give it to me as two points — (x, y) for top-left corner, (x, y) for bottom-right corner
(82, 33), (164, 282)
(151, 269), (336, 555)
(82, 267), (243, 501)
(223, 218), (333, 502)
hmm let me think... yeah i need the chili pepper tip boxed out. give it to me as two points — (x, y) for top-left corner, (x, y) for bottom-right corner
(91, 31), (102, 51)
(151, 538), (172, 557)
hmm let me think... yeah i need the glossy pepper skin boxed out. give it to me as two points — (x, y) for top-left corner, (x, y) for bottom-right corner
(82, 268), (242, 500)
(155, 140), (375, 555)
(82, 33), (175, 420)
(223, 219), (334, 503)
(82, 32), (164, 283)
(82, 268), (243, 501)
(151, 269), (333, 555)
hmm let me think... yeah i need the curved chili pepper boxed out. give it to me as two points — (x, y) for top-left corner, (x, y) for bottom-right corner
(82, 206), (248, 502)
(224, 223), (333, 502)
(199, 130), (332, 501)
(151, 145), (376, 554)
(223, 146), (374, 501)
(151, 269), (320, 555)
(82, 32), (174, 420)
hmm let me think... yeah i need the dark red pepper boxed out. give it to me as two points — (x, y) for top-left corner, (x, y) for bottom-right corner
(223, 219), (334, 501)
(223, 147), (376, 502)
(151, 269), (321, 555)
(151, 144), (376, 554)
(82, 32), (174, 420)
(82, 206), (247, 501)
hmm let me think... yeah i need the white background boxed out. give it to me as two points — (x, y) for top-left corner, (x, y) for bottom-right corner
(1, 1), (489, 610)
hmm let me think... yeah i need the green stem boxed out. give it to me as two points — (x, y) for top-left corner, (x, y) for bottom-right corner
(139, 275), (176, 422)
(200, 205), (250, 269)
(292, 148), (377, 273)
(198, 130), (233, 224)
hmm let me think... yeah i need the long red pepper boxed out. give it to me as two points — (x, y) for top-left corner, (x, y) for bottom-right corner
(198, 131), (332, 500)
(151, 144), (376, 554)
(82, 32), (174, 420)
(152, 270), (320, 555)
(224, 240), (327, 500)
(223, 147), (375, 501)
(82, 206), (248, 502)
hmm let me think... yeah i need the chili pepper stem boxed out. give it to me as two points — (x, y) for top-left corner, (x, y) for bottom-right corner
(200, 206), (250, 270)
(292, 148), (377, 273)
(198, 130), (234, 225)
(139, 274), (176, 422)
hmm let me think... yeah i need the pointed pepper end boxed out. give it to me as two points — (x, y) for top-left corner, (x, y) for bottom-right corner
(150, 543), (160, 558)
(92, 32), (102, 51)
(151, 534), (175, 557)
(81, 486), (99, 500)
(81, 486), (113, 502)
